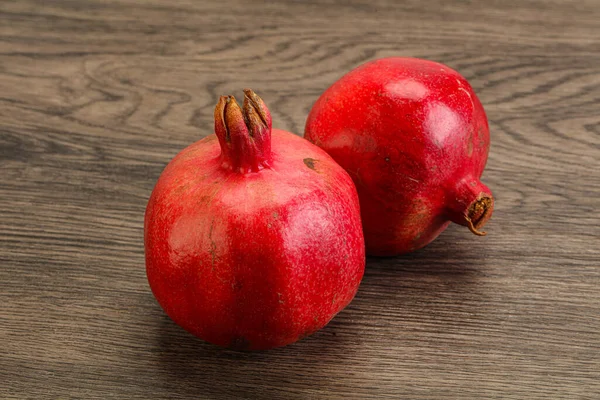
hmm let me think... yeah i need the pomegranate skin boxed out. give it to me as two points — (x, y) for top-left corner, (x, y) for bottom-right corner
(145, 91), (364, 350)
(305, 57), (494, 256)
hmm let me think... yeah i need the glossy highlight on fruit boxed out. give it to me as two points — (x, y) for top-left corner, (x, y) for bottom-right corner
(305, 57), (494, 256)
(145, 90), (365, 350)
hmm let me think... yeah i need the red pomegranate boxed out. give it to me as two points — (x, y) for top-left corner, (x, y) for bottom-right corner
(305, 57), (494, 256)
(145, 90), (365, 350)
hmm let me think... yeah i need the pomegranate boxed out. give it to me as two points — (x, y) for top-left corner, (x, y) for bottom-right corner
(305, 57), (494, 256)
(145, 89), (365, 350)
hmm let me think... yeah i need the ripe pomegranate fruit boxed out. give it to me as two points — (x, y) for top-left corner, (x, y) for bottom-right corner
(145, 89), (365, 350)
(305, 57), (494, 256)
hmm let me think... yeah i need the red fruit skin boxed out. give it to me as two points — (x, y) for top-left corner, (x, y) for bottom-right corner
(145, 124), (365, 350)
(305, 57), (493, 256)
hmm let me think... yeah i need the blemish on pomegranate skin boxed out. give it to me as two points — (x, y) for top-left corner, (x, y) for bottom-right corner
(231, 279), (243, 291)
(303, 158), (317, 170)
(208, 219), (217, 268)
(467, 129), (474, 156)
(478, 126), (487, 148)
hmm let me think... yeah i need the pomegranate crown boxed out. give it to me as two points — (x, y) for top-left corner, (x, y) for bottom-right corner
(214, 89), (273, 173)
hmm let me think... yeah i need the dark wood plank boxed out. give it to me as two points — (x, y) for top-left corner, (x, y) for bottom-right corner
(1, 0), (599, 398)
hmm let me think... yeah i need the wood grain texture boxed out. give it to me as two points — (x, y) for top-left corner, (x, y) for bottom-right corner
(1, 0), (599, 398)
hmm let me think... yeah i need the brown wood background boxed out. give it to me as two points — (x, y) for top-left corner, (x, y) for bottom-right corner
(1, 0), (599, 398)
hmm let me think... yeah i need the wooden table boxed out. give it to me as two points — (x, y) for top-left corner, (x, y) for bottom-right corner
(2, 1), (599, 398)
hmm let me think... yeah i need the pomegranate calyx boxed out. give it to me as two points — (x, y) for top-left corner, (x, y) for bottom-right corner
(447, 177), (494, 236)
(214, 89), (273, 173)
(243, 89), (269, 134)
(465, 195), (493, 236)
